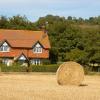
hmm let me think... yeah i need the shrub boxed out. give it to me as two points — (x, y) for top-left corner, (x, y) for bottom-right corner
(42, 59), (51, 65)
(0, 63), (27, 72)
(0, 63), (59, 72)
(32, 64), (59, 72)
(83, 65), (90, 75)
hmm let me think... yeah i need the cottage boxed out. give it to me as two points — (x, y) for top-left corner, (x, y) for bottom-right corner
(0, 29), (51, 65)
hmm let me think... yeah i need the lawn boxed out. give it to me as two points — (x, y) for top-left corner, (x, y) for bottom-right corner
(0, 73), (100, 100)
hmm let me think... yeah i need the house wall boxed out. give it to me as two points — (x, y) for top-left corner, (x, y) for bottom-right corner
(1, 58), (13, 66)
(0, 42), (50, 65)
(0, 47), (49, 65)
(0, 47), (49, 59)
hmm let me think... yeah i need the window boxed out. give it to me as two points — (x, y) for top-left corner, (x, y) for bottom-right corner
(31, 59), (41, 65)
(33, 43), (42, 53)
(2, 58), (13, 66)
(2, 58), (9, 64)
(33, 47), (42, 53)
(0, 42), (10, 52)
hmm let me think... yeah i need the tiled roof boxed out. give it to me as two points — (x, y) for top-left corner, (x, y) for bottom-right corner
(0, 29), (50, 49)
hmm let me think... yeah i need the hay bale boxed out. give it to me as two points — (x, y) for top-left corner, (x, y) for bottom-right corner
(56, 61), (84, 86)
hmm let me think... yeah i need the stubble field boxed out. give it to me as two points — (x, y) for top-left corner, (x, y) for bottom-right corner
(0, 73), (100, 100)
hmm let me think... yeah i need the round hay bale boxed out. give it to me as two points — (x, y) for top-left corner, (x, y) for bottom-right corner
(56, 61), (84, 86)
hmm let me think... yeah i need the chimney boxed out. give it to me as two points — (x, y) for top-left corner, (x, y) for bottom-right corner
(40, 21), (48, 40)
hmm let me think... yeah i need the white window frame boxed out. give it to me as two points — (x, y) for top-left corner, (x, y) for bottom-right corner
(31, 59), (41, 65)
(0, 42), (10, 52)
(33, 43), (42, 53)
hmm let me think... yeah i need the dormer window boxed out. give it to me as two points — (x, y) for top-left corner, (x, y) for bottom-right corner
(33, 43), (42, 53)
(0, 42), (10, 52)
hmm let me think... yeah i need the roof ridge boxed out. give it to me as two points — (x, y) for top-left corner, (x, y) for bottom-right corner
(0, 29), (43, 32)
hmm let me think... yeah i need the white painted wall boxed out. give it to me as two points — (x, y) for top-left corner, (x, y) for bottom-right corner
(2, 58), (13, 66)
(18, 55), (26, 60)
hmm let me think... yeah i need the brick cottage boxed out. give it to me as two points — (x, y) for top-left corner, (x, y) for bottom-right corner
(0, 29), (51, 66)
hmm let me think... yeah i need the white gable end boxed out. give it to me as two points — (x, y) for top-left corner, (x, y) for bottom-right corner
(35, 43), (41, 47)
(19, 55), (26, 60)
(0, 41), (10, 52)
(3, 42), (8, 46)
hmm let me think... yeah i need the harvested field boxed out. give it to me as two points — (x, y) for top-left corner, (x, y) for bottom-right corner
(0, 73), (100, 100)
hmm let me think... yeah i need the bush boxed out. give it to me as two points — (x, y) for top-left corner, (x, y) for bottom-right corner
(32, 64), (59, 72)
(83, 65), (91, 75)
(0, 63), (27, 72)
(0, 63), (59, 72)
(42, 59), (51, 65)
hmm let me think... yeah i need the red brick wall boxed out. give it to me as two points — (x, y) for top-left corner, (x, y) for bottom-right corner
(0, 47), (49, 59)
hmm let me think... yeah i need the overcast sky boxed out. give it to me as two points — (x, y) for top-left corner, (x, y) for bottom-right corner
(0, 0), (100, 21)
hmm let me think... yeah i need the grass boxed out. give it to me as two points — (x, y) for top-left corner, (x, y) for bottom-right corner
(0, 73), (100, 100)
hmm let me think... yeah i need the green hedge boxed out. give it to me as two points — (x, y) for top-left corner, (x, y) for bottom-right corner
(0, 64), (59, 72)
(0, 64), (26, 72)
(32, 64), (59, 72)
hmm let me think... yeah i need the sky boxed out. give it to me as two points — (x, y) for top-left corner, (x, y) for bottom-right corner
(0, 0), (100, 22)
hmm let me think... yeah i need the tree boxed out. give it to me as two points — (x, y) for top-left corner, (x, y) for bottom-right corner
(49, 47), (58, 64)
(67, 16), (72, 20)
(66, 48), (88, 65)
(0, 16), (8, 28)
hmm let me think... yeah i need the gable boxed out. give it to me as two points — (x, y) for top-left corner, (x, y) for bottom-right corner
(19, 55), (26, 60)
(0, 41), (10, 52)
(35, 43), (41, 47)
(17, 53), (29, 61)
(2, 42), (8, 46)
(33, 42), (43, 48)
(0, 40), (11, 47)
(0, 41), (7, 46)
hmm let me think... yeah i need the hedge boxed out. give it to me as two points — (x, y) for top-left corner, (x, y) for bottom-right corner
(32, 64), (59, 72)
(0, 64), (26, 72)
(0, 64), (59, 72)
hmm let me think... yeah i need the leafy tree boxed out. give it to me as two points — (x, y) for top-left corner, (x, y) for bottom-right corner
(49, 47), (58, 64)
(0, 16), (8, 28)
